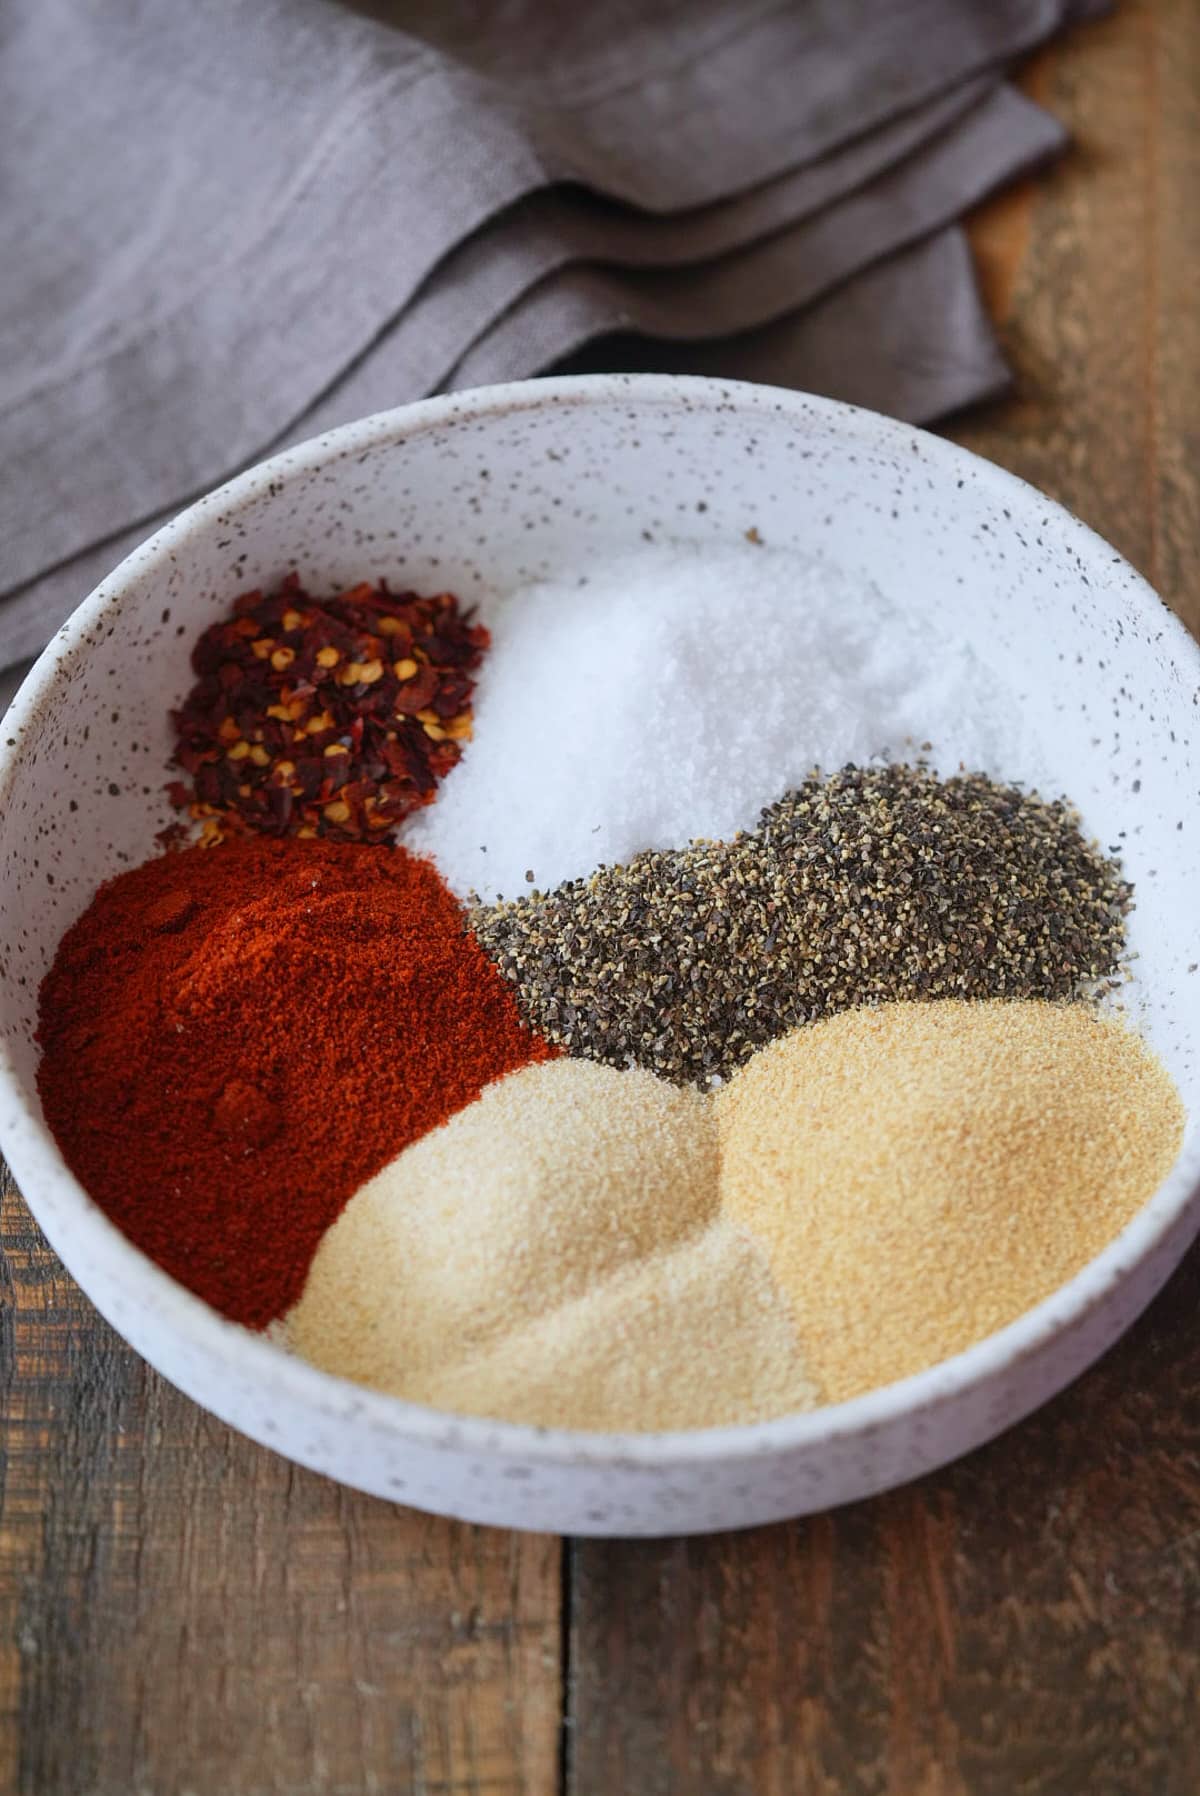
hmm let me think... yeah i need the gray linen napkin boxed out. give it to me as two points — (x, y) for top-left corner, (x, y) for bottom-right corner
(0, 222), (1005, 720)
(298, 75), (997, 410)
(0, 219), (1006, 710)
(3, 0), (1096, 618)
(273, 77), (1057, 455)
(556, 227), (1011, 418)
(0, 73), (1062, 677)
(445, 86), (1061, 393)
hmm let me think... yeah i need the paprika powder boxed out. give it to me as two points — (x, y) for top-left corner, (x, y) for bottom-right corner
(37, 837), (553, 1327)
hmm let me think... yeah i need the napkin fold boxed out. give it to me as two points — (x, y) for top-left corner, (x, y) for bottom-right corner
(446, 86), (1062, 393)
(0, 0), (1107, 679)
(0, 229), (1008, 692)
(557, 228), (1012, 421)
(299, 75), (998, 419)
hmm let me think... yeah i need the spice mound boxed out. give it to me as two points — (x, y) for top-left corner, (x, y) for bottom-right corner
(286, 1057), (820, 1432)
(406, 543), (1053, 906)
(472, 764), (1131, 1085)
(170, 573), (488, 844)
(36, 837), (552, 1326)
(718, 999), (1186, 1404)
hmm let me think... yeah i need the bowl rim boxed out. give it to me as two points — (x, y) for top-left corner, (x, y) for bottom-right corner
(3, 371), (1199, 1471)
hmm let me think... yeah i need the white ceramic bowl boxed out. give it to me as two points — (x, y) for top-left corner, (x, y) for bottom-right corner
(1, 376), (1197, 1537)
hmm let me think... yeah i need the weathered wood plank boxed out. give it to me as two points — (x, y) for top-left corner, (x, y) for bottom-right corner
(567, 3), (1200, 1791)
(566, 1249), (1200, 1796)
(958, 0), (1200, 635)
(0, 1170), (562, 1796)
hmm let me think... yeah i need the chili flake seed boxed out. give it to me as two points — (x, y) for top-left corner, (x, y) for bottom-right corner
(169, 573), (489, 844)
(470, 763), (1133, 1086)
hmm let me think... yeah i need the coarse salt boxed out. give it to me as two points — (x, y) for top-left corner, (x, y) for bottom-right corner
(406, 542), (1051, 903)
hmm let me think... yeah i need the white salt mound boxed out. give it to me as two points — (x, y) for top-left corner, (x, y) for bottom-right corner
(407, 542), (1049, 904)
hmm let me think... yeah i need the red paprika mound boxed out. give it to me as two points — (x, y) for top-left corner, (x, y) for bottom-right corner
(37, 838), (554, 1327)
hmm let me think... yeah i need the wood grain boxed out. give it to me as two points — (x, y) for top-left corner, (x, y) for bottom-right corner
(566, 3), (1200, 1791)
(568, 1247), (1200, 1796)
(958, 0), (1200, 637)
(0, 1169), (562, 1796)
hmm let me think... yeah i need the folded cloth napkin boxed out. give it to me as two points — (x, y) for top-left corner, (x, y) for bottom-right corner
(445, 86), (1062, 392)
(556, 227), (1011, 418)
(0, 227), (1008, 715)
(0, 0), (1104, 678)
(238, 81), (1058, 455)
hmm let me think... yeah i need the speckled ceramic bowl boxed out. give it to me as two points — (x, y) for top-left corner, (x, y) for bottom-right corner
(1, 376), (1197, 1536)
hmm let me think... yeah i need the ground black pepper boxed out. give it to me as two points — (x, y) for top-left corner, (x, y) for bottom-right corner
(471, 764), (1132, 1085)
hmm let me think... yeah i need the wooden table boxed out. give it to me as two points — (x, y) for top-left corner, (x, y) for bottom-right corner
(3, 5), (1198, 1790)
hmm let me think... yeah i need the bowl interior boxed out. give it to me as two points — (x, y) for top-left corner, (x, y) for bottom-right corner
(2, 376), (1198, 1437)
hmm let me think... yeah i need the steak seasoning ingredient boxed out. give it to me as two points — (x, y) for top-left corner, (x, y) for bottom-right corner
(170, 573), (488, 844)
(473, 764), (1131, 1084)
(406, 542), (1054, 906)
(718, 999), (1186, 1403)
(37, 838), (552, 1326)
(286, 1058), (819, 1431)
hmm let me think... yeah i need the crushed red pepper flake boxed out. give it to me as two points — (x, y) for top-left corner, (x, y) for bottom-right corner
(168, 573), (489, 844)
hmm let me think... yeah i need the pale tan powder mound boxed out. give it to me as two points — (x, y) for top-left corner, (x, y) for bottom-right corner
(718, 999), (1186, 1405)
(400, 1218), (817, 1432)
(286, 1057), (819, 1430)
